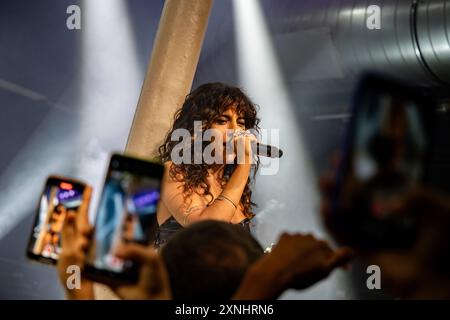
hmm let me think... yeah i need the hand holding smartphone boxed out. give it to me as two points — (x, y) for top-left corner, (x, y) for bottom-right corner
(83, 153), (164, 285)
(331, 73), (437, 249)
(27, 153), (164, 287)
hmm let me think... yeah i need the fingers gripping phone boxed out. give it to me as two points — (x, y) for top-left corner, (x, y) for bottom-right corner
(83, 153), (164, 285)
(331, 73), (436, 249)
(27, 176), (89, 265)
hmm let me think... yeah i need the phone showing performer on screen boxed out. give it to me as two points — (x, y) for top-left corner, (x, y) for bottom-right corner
(84, 153), (164, 285)
(27, 176), (88, 265)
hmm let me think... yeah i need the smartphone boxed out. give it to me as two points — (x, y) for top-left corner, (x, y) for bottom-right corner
(27, 176), (88, 265)
(83, 153), (164, 285)
(331, 73), (436, 249)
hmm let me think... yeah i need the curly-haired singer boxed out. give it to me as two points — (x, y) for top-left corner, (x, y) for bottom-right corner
(155, 82), (261, 248)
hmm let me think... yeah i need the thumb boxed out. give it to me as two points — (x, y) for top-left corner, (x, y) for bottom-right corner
(114, 242), (158, 264)
(62, 212), (77, 244)
(77, 186), (92, 232)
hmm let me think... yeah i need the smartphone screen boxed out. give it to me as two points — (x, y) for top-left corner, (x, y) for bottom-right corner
(332, 74), (435, 249)
(84, 154), (163, 284)
(27, 177), (87, 264)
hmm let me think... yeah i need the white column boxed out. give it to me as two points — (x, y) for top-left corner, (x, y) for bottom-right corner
(126, 0), (214, 158)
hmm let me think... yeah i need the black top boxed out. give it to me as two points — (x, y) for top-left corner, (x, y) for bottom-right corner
(153, 216), (252, 249)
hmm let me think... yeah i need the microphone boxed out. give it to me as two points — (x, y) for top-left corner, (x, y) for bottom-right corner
(254, 143), (283, 158)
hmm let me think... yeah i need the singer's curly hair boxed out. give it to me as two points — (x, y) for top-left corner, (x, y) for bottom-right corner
(158, 82), (261, 217)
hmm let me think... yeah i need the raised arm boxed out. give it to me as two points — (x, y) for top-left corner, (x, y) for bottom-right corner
(161, 161), (251, 226)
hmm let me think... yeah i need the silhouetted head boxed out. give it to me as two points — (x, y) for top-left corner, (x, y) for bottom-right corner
(160, 220), (264, 300)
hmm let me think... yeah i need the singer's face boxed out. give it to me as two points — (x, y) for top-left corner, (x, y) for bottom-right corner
(209, 106), (246, 163)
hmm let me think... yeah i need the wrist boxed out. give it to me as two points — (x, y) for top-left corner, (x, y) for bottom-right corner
(65, 280), (94, 300)
(233, 263), (286, 300)
(236, 160), (252, 169)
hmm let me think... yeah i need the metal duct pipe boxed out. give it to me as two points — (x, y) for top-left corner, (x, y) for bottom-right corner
(262, 0), (450, 86)
(415, 0), (450, 84)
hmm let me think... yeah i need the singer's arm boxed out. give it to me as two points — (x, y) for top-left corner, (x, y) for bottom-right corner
(161, 161), (252, 226)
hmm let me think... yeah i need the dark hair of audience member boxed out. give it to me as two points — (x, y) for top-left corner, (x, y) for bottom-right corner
(161, 220), (264, 300)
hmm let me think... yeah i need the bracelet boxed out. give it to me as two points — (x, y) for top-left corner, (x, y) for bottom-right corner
(217, 194), (237, 210)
